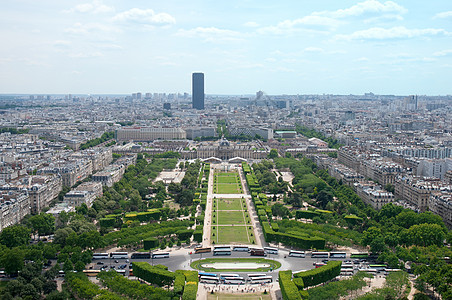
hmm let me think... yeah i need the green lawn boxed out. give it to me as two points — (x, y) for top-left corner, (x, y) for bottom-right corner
(191, 258), (281, 272)
(215, 183), (243, 194)
(212, 226), (252, 244)
(216, 198), (243, 210)
(215, 175), (239, 184)
(217, 211), (247, 225)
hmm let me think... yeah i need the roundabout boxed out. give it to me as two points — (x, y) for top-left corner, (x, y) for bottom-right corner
(191, 258), (281, 272)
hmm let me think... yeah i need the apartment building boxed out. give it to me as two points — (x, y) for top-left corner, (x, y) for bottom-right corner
(116, 127), (186, 141)
(354, 181), (395, 210)
(0, 190), (30, 231)
(63, 182), (102, 207)
(92, 164), (125, 187)
(429, 191), (452, 229)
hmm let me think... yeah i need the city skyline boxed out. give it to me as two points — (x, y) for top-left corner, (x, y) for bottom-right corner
(0, 0), (451, 95)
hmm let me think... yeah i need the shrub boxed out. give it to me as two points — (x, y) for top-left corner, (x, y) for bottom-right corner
(132, 262), (175, 287)
(279, 270), (301, 300)
(293, 261), (341, 288)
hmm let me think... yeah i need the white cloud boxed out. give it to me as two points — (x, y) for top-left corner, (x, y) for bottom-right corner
(113, 8), (175, 25)
(257, 16), (339, 35)
(244, 21), (259, 27)
(314, 0), (407, 18)
(53, 40), (72, 47)
(68, 52), (104, 58)
(336, 26), (450, 40)
(356, 57), (370, 61)
(304, 47), (324, 53)
(434, 49), (452, 57)
(176, 27), (243, 42)
(65, 0), (114, 14)
(65, 22), (121, 35)
(434, 11), (452, 19)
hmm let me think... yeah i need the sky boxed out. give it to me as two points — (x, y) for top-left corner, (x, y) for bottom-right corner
(0, 0), (451, 95)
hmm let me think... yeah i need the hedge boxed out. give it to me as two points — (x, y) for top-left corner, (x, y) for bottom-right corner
(174, 271), (185, 295)
(180, 270), (199, 300)
(293, 261), (342, 288)
(279, 270), (302, 300)
(262, 223), (325, 249)
(193, 229), (203, 243)
(143, 237), (159, 250)
(133, 262), (175, 287)
(176, 229), (194, 240)
(99, 218), (115, 228)
(271, 222), (279, 232)
(296, 210), (320, 220)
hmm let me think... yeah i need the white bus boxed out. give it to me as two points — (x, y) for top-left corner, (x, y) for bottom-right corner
(249, 276), (273, 284)
(110, 252), (129, 259)
(200, 276), (220, 283)
(92, 253), (109, 259)
(220, 273), (240, 279)
(223, 277), (245, 284)
(311, 251), (329, 258)
(213, 249), (232, 256)
(233, 246), (249, 252)
(341, 264), (354, 270)
(329, 252), (347, 258)
(288, 250), (305, 258)
(152, 252), (170, 259)
(247, 273), (267, 279)
(264, 247), (278, 255)
(116, 269), (126, 276)
(358, 268), (378, 274)
(214, 246), (231, 251)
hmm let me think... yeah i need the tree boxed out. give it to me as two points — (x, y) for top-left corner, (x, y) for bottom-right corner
(74, 260), (86, 272)
(268, 149), (278, 159)
(28, 213), (55, 237)
(0, 224), (30, 248)
(0, 247), (25, 275)
(316, 190), (333, 209)
(271, 203), (290, 218)
(405, 223), (446, 247)
(54, 227), (76, 246)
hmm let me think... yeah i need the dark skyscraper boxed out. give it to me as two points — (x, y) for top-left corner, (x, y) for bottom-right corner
(192, 72), (204, 110)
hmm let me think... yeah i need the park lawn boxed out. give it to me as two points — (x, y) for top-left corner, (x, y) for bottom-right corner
(212, 226), (250, 244)
(208, 294), (272, 300)
(216, 198), (243, 210)
(217, 211), (246, 225)
(191, 258), (281, 272)
(215, 175), (239, 184)
(215, 183), (243, 194)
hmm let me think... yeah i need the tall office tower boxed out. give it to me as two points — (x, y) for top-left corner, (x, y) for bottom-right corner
(192, 72), (204, 110)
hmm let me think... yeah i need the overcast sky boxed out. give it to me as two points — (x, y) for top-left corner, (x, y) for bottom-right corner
(0, 0), (451, 95)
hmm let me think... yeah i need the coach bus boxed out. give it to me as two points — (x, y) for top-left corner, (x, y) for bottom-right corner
(213, 248), (232, 256)
(223, 277), (245, 284)
(288, 250), (305, 258)
(195, 247), (212, 254)
(311, 251), (329, 258)
(264, 247), (278, 255)
(249, 276), (273, 284)
(247, 273), (267, 279)
(83, 270), (101, 277)
(152, 252), (170, 259)
(220, 273), (240, 279)
(233, 245), (249, 252)
(214, 246), (231, 251)
(116, 269), (126, 276)
(200, 276), (220, 283)
(92, 253), (109, 259)
(131, 252), (151, 259)
(350, 252), (369, 259)
(250, 248), (266, 256)
(329, 252), (347, 258)
(199, 272), (218, 278)
(369, 264), (386, 271)
(110, 252), (128, 259)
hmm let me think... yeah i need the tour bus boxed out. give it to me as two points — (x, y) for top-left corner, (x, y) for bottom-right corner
(264, 247), (278, 255)
(131, 252), (151, 259)
(83, 270), (101, 277)
(223, 277), (245, 284)
(329, 252), (347, 258)
(250, 248), (266, 256)
(0, 271), (6, 278)
(359, 268), (378, 274)
(220, 273), (240, 279)
(314, 262), (327, 268)
(152, 252), (170, 259)
(233, 245), (249, 252)
(288, 250), (305, 258)
(311, 251), (329, 258)
(199, 272), (218, 278)
(116, 269), (126, 276)
(249, 276), (273, 284)
(350, 252), (369, 259)
(110, 252), (129, 259)
(247, 273), (267, 279)
(369, 264), (386, 271)
(213, 248), (232, 256)
(214, 246), (231, 251)
(194, 247), (212, 254)
(92, 253), (109, 259)
(200, 276), (220, 283)
(129, 269), (134, 276)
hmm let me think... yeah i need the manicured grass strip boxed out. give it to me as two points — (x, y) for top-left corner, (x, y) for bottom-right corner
(190, 258), (281, 272)
(217, 198), (243, 210)
(207, 294), (272, 300)
(215, 183), (243, 194)
(217, 210), (246, 225)
(213, 226), (251, 244)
